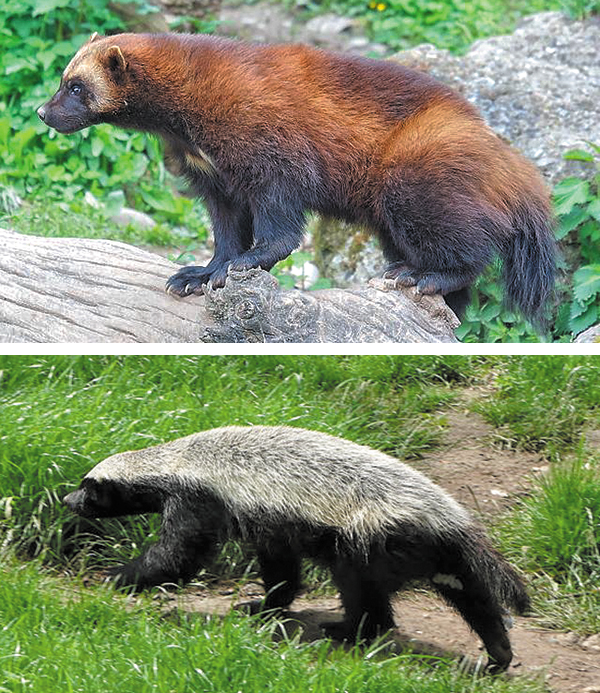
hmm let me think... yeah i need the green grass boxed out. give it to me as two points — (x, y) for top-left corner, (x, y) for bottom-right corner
(3, 197), (207, 249)
(473, 356), (600, 455)
(497, 448), (600, 633)
(0, 559), (546, 693)
(2, 353), (600, 677)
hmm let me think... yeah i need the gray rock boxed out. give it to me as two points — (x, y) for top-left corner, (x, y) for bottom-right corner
(575, 323), (600, 343)
(111, 207), (157, 231)
(219, 2), (386, 55)
(391, 12), (600, 183)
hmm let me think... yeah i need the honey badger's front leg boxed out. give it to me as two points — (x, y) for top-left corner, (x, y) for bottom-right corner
(109, 498), (219, 590)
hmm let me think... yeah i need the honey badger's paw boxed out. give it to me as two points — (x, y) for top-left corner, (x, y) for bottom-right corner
(166, 262), (230, 296)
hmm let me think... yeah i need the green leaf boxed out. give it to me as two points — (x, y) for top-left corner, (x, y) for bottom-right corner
(103, 190), (125, 216)
(553, 178), (590, 216)
(140, 186), (176, 214)
(309, 278), (332, 290)
(572, 265), (600, 303)
(480, 302), (501, 321)
(569, 303), (598, 336)
(587, 197), (600, 222)
(32, 0), (72, 16)
(91, 137), (104, 158)
(557, 205), (589, 238)
(275, 274), (296, 290)
(578, 219), (600, 242)
(563, 148), (595, 162)
(4, 57), (35, 76)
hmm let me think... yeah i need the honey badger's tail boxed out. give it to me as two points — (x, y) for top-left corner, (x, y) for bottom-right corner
(457, 526), (530, 614)
(502, 199), (557, 327)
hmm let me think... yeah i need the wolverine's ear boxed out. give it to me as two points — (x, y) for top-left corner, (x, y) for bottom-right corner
(106, 45), (128, 79)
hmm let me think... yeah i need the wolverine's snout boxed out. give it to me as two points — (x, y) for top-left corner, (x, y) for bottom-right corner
(37, 105), (47, 122)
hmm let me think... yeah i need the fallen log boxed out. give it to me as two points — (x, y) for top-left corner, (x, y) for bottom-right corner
(0, 229), (459, 343)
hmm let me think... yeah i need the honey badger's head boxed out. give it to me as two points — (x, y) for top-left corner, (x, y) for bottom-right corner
(38, 33), (140, 134)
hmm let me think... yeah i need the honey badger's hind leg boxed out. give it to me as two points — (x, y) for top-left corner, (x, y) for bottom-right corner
(433, 580), (513, 673)
(323, 556), (395, 642)
(248, 539), (302, 616)
(109, 497), (220, 591)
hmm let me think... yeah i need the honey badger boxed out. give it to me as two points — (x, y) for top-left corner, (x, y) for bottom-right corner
(63, 425), (529, 672)
(37, 32), (556, 323)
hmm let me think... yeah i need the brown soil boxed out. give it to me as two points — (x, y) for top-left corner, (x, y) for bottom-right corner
(154, 394), (600, 692)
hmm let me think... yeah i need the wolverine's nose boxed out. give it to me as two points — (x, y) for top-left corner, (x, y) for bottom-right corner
(37, 105), (46, 122)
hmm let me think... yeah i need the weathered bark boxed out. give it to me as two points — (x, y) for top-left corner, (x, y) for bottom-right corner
(0, 229), (459, 343)
(574, 324), (600, 343)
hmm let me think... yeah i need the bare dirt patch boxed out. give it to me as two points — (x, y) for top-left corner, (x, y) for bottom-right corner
(414, 390), (548, 518)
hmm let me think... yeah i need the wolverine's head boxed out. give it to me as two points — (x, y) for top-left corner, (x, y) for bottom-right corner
(37, 33), (135, 134)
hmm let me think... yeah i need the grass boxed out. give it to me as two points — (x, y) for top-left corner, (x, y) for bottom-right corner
(0, 559), (547, 693)
(473, 356), (600, 455)
(497, 447), (600, 633)
(3, 197), (207, 250)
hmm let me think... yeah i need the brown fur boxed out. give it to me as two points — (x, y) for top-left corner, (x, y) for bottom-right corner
(38, 33), (557, 323)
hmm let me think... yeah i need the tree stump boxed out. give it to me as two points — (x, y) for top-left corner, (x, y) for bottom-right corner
(0, 229), (459, 343)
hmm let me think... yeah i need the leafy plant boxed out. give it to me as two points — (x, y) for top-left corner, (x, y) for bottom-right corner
(553, 145), (600, 337)
(272, 250), (332, 290)
(559, 0), (600, 19)
(0, 0), (210, 234)
(310, 0), (560, 54)
(454, 262), (545, 343)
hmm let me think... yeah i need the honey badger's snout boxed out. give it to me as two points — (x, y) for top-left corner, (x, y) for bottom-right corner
(63, 489), (86, 513)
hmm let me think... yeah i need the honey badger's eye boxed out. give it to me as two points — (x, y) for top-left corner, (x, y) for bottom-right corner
(69, 83), (83, 96)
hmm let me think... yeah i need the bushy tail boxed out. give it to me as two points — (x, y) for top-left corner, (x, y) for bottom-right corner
(459, 527), (530, 614)
(501, 201), (557, 327)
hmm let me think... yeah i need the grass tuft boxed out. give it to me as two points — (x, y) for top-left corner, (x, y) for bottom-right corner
(473, 356), (600, 454)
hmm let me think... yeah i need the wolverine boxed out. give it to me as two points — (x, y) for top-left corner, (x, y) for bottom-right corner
(38, 32), (556, 322)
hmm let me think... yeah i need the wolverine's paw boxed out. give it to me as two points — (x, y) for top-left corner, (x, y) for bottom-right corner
(165, 263), (229, 297)
(384, 265), (469, 296)
(383, 263), (420, 287)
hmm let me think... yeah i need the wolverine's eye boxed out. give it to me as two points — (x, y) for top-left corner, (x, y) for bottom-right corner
(69, 83), (83, 96)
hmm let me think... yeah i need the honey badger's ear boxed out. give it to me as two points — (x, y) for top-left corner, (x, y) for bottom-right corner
(105, 45), (128, 80)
